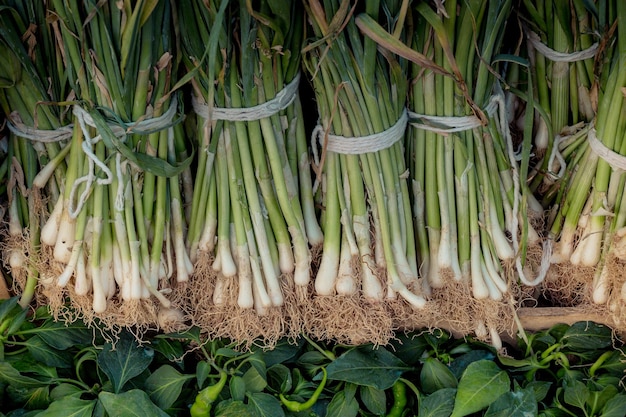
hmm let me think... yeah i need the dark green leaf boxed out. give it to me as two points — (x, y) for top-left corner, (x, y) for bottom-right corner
(563, 380), (589, 410)
(144, 365), (194, 410)
(230, 375), (247, 401)
(560, 322), (612, 352)
(0, 362), (49, 388)
(242, 364), (267, 393)
(325, 346), (411, 390)
(246, 392), (285, 417)
(215, 347), (245, 358)
(450, 350), (495, 379)
(389, 333), (431, 366)
(419, 388), (456, 417)
(254, 339), (302, 367)
(159, 326), (202, 344)
(26, 335), (73, 368)
(150, 338), (185, 365)
(196, 361), (211, 388)
(37, 396), (96, 417)
(451, 360), (510, 417)
(360, 385), (386, 415)
(587, 384), (618, 415)
(484, 388), (537, 417)
(97, 333), (154, 393)
(0, 296), (19, 323)
(421, 358), (458, 394)
(22, 320), (91, 350)
(267, 364), (292, 393)
(49, 383), (84, 401)
(98, 390), (169, 417)
(5, 307), (28, 335)
(22, 385), (50, 410)
(326, 390), (359, 417)
(601, 393), (626, 417)
(296, 350), (328, 375)
(526, 381), (552, 403)
(8, 354), (58, 379)
(214, 399), (257, 417)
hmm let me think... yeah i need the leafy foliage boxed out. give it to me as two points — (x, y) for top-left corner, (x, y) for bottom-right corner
(1, 297), (625, 416)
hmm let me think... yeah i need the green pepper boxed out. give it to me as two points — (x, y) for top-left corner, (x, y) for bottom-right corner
(190, 370), (228, 417)
(386, 380), (407, 417)
(279, 367), (327, 412)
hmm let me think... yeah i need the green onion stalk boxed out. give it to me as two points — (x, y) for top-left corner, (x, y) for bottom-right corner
(396, 0), (538, 344)
(45, 0), (190, 329)
(180, 0), (321, 344)
(0, 2), (71, 308)
(547, 2), (626, 312)
(301, 0), (422, 344)
(520, 0), (603, 204)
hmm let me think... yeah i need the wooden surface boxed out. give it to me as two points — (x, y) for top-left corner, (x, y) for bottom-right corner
(516, 307), (614, 332)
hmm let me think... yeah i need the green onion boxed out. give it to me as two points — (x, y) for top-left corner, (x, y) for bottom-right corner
(180, 0), (320, 345)
(42, 0), (190, 329)
(301, 0), (419, 344)
(0, 2), (70, 308)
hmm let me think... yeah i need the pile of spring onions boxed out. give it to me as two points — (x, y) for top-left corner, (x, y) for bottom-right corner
(1, 0), (193, 329)
(300, 0), (426, 344)
(0, 1), (71, 309)
(3, 0), (626, 346)
(401, 0), (543, 342)
(179, 0), (321, 342)
(544, 1), (626, 310)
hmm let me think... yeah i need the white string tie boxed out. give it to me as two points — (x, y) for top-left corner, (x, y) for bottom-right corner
(527, 30), (599, 62)
(408, 100), (497, 134)
(192, 73), (300, 122)
(68, 99), (178, 218)
(588, 126), (626, 171)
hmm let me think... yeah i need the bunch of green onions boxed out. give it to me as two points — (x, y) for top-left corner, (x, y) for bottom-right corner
(520, 0), (603, 204)
(37, 0), (191, 327)
(180, 0), (321, 341)
(360, 0), (539, 343)
(301, 0), (425, 344)
(0, 1), (71, 308)
(547, 1), (626, 307)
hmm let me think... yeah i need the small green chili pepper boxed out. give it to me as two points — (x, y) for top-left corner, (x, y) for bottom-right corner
(386, 380), (407, 417)
(280, 367), (327, 412)
(190, 370), (228, 417)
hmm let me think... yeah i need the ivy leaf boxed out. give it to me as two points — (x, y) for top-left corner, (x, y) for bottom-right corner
(97, 333), (154, 393)
(419, 388), (456, 417)
(144, 365), (194, 410)
(98, 390), (169, 417)
(451, 360), (510, 417)
(37, 396), (96, 417)
(325, 346), (411, 390)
